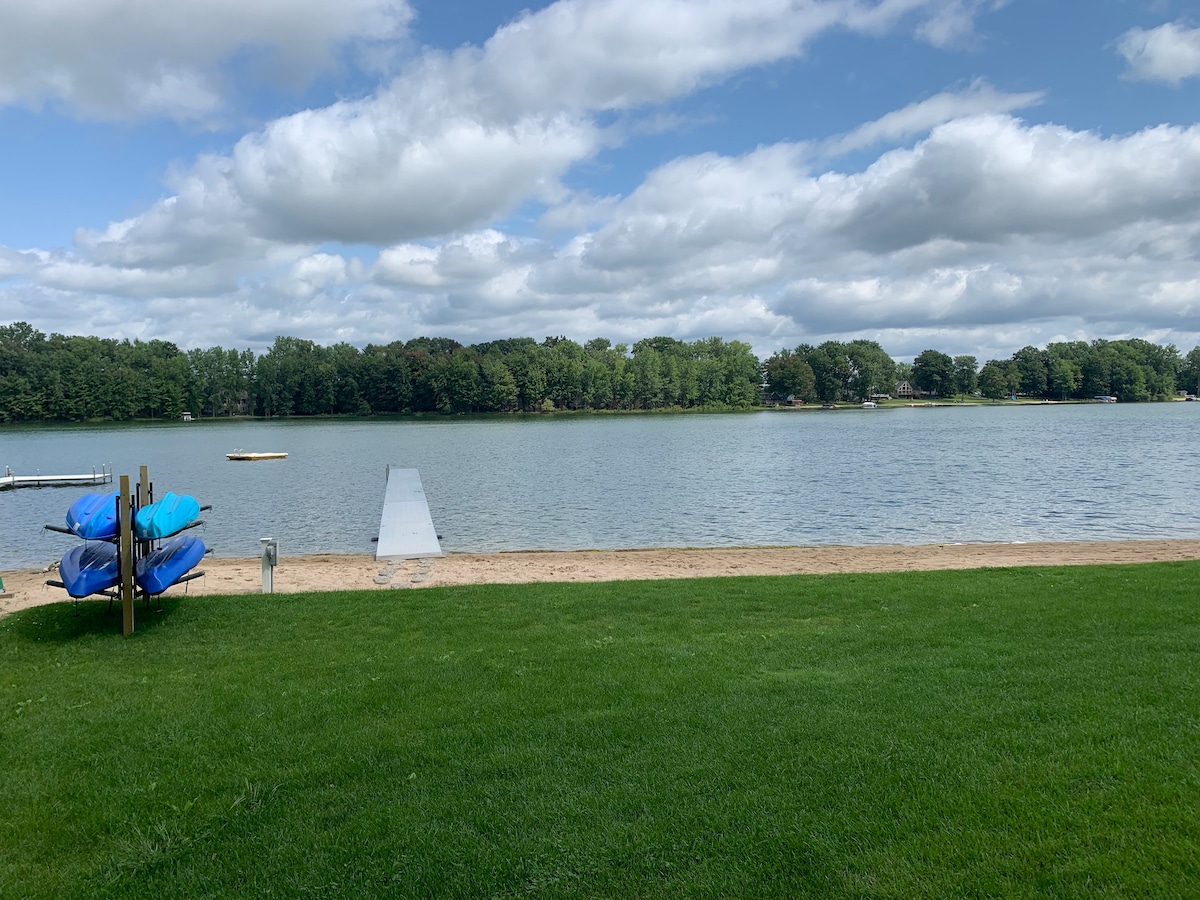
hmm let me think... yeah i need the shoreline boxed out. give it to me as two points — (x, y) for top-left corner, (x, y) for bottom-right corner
(5, 539), (1200, 617)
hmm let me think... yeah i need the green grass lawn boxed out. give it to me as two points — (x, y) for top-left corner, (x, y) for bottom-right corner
(2, 563), (1198, 898)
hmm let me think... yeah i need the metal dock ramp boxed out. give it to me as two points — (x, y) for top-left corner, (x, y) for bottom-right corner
(376, 467), (442, 560)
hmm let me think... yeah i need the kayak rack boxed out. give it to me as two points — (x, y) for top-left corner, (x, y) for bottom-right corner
(42, 465), (207, 634)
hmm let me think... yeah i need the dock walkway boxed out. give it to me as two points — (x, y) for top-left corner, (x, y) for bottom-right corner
(0, 464), (113, 490)
(376, 467), (442, 560)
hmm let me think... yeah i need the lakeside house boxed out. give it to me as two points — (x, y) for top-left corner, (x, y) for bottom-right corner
(895, 381), (929, 399)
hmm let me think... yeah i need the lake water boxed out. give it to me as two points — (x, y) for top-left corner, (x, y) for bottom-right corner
(2, 404), (1198, 570)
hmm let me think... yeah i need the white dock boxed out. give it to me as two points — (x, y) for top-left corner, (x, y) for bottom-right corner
(0, 464), (113, 490)
(376, 467), (442, 560)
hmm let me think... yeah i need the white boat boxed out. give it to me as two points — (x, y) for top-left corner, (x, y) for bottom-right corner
(226, 451), (288, 461)
(861, 401), (877, 409)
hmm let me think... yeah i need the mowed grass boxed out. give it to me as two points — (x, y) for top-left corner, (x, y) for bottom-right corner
(2, 563), (1199, 898)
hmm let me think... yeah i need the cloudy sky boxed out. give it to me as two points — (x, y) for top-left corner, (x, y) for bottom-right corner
(2, 0), (1199, 361)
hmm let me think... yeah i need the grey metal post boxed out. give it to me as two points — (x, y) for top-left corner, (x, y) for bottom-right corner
(261, 538), (278, 593)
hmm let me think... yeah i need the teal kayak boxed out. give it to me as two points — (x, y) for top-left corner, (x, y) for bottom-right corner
(134, 492), (201, 541)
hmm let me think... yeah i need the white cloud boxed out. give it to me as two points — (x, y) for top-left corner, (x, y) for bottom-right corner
(1118, 21), (1200, 86)
(5, 0), (1197, 361)
(8, 112), (1200, 358)
(57, 0), (993, 253)
(821, 79), (1043, 156)
(0, 0), (413, 121)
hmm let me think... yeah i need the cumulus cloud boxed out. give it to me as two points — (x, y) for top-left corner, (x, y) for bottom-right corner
(0, 0), (413, 120)
(58, 0), (994, 253)
(8, 110), (1200, 357)
(1118, 21), (1200, 85)
(6, 0), (1196, 360)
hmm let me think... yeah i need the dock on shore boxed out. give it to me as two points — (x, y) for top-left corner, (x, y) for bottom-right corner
(376, 466), (442, 560)
(0, 464), (113, 490)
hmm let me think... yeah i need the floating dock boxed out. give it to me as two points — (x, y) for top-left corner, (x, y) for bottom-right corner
(376, 466), (442, 560)
(0, 464), (113, 490)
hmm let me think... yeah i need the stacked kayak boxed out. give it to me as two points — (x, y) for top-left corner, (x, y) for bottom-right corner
(51, 487), (208, 601)
(66, 492), (119, 541)
(136, 536), (206, 596)
(58, 543), (120, 598)
(135, 492), (201, 541)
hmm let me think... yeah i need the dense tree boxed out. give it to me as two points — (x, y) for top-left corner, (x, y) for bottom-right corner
(912, 350), (955, 397)
(1, 320), (1195, 422)
(952, 355), (978, 400)
(978, 360), (1011, 401)
(846, 340), (896, 402)
(1012, 346), (1049, 397)
(763, 349), (814, 401)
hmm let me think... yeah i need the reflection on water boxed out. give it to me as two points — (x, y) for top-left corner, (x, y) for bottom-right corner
(3, 403), (1198, 569)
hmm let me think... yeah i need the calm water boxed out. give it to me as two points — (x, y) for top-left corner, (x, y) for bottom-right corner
(2, 404), (1198, 569)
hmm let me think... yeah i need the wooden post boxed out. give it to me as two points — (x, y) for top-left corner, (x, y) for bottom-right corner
(138, 465), (152, 611)
(119, 475), (135, 635)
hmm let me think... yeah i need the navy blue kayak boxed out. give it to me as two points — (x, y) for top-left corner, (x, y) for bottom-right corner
(58, 542), (119, 598)
(66, 492), (119, 541)
(134, 492), (201, 541)
(136, 536), (206, 595)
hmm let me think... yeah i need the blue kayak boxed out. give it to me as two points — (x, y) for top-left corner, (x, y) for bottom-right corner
(134, 492), (201, 541)
(66, 492), (119, 541)
(136, 536), (206, 595)
(58, 542), (119, 598)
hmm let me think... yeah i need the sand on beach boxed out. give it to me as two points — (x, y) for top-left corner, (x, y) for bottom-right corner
(4, 539), (1200, 617)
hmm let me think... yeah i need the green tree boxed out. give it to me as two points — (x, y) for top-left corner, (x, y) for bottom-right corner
(952, 355), (977, 400)
(1049, 358), (1081, 400)
(911, 349), (955, 397)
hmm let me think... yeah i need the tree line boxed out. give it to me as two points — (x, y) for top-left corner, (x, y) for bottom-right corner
(0, 324), (759, 421)
(763, 339), (1200, 404)
(2, 321), (1198, 423)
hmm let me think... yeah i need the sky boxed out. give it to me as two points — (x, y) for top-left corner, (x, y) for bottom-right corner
(1, 0), (1199, 362)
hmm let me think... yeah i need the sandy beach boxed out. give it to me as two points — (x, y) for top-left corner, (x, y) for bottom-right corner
(4, 539), (1200, 617)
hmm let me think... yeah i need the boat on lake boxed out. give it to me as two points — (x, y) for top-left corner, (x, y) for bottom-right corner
(226, 451), (288, 461)
(136, 535), (206, 595)
(861, 401), (877, 408)
(65, 492), (119, 541)
(134, 491), (201, 541)
(58, 542), (119, 598)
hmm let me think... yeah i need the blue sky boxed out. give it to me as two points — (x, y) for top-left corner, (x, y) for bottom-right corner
(2, 0), (1199, 361)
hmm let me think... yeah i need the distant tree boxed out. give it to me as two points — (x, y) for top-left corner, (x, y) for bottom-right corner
(1180, 346), (1200, 396)
(912, 349), (955, 397)
(1012, 346), (1049, 397)
(846, 340), (896, 401)
(952, 355), (978, 400)
(978, 360), (1009, 401)
(1049, 358), (1082, 400)
(763, 349), (815, 402)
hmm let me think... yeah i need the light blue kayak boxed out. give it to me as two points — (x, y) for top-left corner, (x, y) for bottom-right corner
(134, 492), (201, 541)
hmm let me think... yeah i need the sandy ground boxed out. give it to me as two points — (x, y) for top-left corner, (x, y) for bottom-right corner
(4, 539), (1200, 616)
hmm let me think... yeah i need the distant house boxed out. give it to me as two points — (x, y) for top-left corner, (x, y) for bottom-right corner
(895, 381), (925, 399)
(180, 411), (194, 422)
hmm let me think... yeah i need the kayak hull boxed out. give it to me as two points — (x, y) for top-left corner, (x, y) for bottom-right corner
(59, 543), (120, 598)
(134, 492), (201, 541)
(66, 491), (119, 541)
(136, 536), (206, 595)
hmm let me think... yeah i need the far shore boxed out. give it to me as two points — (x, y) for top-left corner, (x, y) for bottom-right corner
(5, 539), (1200, 618)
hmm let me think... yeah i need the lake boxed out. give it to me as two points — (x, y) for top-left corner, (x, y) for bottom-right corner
(2, 403), (1198, 570)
